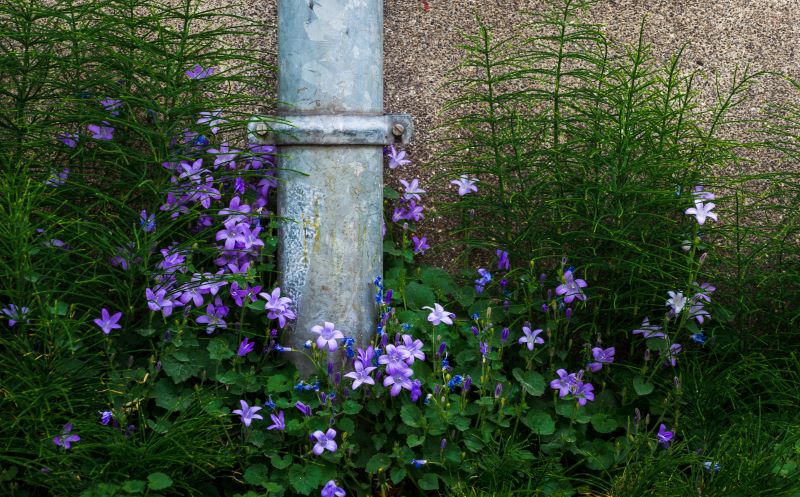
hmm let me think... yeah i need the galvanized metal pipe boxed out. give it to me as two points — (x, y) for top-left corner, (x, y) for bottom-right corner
(256, 0), (411, 373)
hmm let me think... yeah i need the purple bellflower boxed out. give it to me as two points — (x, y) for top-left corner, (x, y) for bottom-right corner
(145, 288), (175, 317)
(232, 400), (263, 427)
(474, 268), (491, 293)
(196, 304), (227, 334)
(344, 360), (376, 389)
(401, 334), (426, 363)
(632, 316), (665, 339)
(2, 304), (30, 327)
(197, 109), (225, 135)
(259, 287), (296, 328)
(267, 410), (285, 431)
(311, 321), (344, 351)
(93, 308), (122, 335)
(519, 325), (544, 351)
(87, 123), (114, 140)
(321, 480), (346, 497)
(208, 142), (239, 169)
(140, 210), (156, 232)
(423, 303), (455, 325)
(666, 291), (687, 314)
(550, 369), (579, 398)
(685, 201), (718, 225)
(383, 369), (414, 396)
(296, 401), (312, 417)
(312, 428), (338, 455)
(399, 178), (425, 201)
(387, 145), (411, 169)
(412, 236), (430, 254)
(450, 175), (478, 196)
(45, 168), (69, 187)
(185, 64), (215, 79)
(99, 411), (113, 425)
(58, 132), (78, 148)
(555, 270), (588, 304)
(657, 423), (674, 448)
(496, 250), (510, 271)
(664, 343), (682, 367)
(101, 98), (122, 115)
(378, 344), (412, 373)
(53, 423), (80, 449)
(238, 337), (255, 356)
(575, 382), (595, 406)
(587, 346), (615, 372)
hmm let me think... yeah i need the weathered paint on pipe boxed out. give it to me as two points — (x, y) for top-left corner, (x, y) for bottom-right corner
(277, 0), (384, 371)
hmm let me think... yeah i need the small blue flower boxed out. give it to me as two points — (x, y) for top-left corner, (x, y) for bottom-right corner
(410, 459), (427, 468)
(448, 374), (463, 392)
(402, 323), (411, 330)
(471, 312), (480, 320)
(264, 395), (276, 411)
(691, 332), (707, 345)
(303, 340), (312, 349)
(195, 135), (209, 146)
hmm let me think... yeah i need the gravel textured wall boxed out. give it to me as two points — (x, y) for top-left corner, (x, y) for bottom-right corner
(224, 0), (800, 262)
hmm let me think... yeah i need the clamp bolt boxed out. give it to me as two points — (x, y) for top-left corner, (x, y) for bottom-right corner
(254, 121), (269, 137)
(391, 123), (405, 137)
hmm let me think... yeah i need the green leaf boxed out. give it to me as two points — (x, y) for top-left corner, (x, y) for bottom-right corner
(384, 186), (400, 200)
(420, 267), (456, 295)
(403, 282), (435, 309)
(208, 337), (234, 360)
(338, 416), (355, 435)
(524, 410), (555, 435)
(121, 480), (146, 493)
(147, 473), (173, 491)
(400, 404), (422, 428)
(289, 464), (321, 495)
(407, 434), (424, 447)
(555, 401), (591, 423)
(267, 373), (291, 392)
(449, 414), (471, 431)
(161, 349), (204, 383)
(418, 473), (439, 491)
(342, 400), (362, 414)
(216, 371), (240, 385)
(270, 454), (292, 470)
(633, 375), (654, 396)
(366, 453), (391, 473)
(390, 466), (407, 485)
(512, 368), (546, 396)
(152, 379), (192, 411)
(590, 413), (618, 433)
(244, 464), (270, 487)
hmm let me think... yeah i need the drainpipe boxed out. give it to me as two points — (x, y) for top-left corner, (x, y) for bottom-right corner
(249, 0), (412, 374)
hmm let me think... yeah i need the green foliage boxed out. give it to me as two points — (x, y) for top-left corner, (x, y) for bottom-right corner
(2, 0), (799, 496)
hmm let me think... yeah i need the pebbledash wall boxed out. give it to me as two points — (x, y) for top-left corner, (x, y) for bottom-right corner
(227, 0), (800, 264)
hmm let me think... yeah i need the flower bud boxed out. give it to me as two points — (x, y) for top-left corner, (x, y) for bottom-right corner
(440, 438), (447, 450)
(463, 376), (472, 392)
(565, 308), (573, 320)
(494, 383), (503, 398)
(501, 327), (510, 342)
